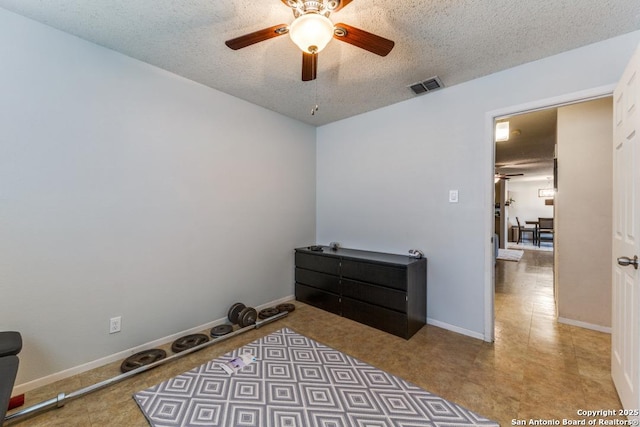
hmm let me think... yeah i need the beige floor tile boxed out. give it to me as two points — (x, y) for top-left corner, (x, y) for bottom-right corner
(456, 380), (520, 426)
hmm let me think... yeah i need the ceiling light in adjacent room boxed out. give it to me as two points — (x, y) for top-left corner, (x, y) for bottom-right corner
(539, 177), (555, 198)
(289, 13), (335, 53)
(495, 121), (509, 142)
(538, 188), (555, 198)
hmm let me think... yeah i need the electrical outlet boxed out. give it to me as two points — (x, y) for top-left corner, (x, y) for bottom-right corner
(109, 316), (121, 334)
(449, 190), (459, 203)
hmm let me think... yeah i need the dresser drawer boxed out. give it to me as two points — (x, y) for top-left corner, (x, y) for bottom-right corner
(341, 260), (407, 290)
(295, 268), (340, 294)
(342, 297), (408, 339)
(342, 279), (406, 313)
(295, 252), (340, 276)
(295, 283), (341, 315)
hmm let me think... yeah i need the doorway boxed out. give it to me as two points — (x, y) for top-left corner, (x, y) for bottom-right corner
(493, 97), (614, 333)
(484, 86), (616, 342)
(494, 108), (557, 252)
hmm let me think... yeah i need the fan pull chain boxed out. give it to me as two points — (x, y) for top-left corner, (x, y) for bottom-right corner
(311, 79), (319, 116)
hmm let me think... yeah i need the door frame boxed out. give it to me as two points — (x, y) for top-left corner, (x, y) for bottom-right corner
(483, 84), (616, 342)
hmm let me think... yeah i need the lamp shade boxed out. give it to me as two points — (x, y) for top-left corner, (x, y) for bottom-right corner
(289, 13), (334, 53)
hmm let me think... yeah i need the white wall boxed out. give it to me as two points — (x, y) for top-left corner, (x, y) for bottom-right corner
(556, 98), (613, 328)
(317, 30), (640, 338)
(507, 180), (554, 228)
(0, 9), (316, 386)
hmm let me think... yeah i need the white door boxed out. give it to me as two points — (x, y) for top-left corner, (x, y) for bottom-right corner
(612, 43), (640, 415)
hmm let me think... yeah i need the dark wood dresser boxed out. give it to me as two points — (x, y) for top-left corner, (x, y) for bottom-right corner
(294, 246), (427, 339)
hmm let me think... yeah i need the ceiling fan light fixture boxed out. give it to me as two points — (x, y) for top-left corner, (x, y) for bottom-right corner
(289, 13), (334, 53)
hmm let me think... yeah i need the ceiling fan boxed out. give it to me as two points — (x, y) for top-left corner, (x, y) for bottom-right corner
(495, 172), (524, 181)
(224, 0), (395, 81)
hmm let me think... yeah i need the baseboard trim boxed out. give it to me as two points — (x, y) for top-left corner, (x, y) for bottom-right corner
(426, 318), (485, 341)
(13, 295), (295, 396)
(557, 317), (612, 334)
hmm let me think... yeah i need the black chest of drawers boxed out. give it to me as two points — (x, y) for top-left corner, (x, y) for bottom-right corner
(294, 246), (427, 339)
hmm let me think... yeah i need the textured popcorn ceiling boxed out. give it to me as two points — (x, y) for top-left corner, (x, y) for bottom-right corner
(0, 0), (639, 126)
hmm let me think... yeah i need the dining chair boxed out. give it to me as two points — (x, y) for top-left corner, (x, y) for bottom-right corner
(516, 217), (536, 244)
(538, 217), (554, 247)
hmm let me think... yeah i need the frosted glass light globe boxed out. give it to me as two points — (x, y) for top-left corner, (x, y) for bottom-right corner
(289, 13), (334, 53)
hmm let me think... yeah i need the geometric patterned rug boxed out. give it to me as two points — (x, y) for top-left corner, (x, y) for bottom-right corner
(133, 328), (499, 427)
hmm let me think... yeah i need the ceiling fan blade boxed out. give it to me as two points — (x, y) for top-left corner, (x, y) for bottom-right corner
(302, 52), (318, 81)
(495, 172), (524, 176)
(225, 24), (288, 50)
(333, 23), (394, 56)
(331, 0), (353, 12)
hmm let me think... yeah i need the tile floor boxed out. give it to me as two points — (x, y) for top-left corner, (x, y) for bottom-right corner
(7, 249), (621, 426)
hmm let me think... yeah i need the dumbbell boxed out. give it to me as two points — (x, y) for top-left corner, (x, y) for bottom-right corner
(227, 302), (257, 328)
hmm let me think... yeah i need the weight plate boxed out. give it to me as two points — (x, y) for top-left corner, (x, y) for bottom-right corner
(276, 303), (295, 313)
(171, 334), (209, 353)
(258, 307), (280, 319)
(228, 302), (246, 324)
(211, 324), (233, 337)
(238, 307), (258, 327)
(120, 349), (166, 373)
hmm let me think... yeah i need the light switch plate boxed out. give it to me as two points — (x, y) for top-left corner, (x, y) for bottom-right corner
(449, 190), (459, 203)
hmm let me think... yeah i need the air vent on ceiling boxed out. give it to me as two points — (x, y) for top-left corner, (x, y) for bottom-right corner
(409, 76), (444, 95)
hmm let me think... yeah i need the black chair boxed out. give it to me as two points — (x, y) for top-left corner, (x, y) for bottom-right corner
(0, 332), (22, 426)
(516, 217), (536, 244)
(538, 217), (554, 247)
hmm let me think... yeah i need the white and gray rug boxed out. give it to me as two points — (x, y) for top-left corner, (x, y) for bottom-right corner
(508, 242), (553, 252)
(497, 248), (524, 262)
(133, 328), (499, 427)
